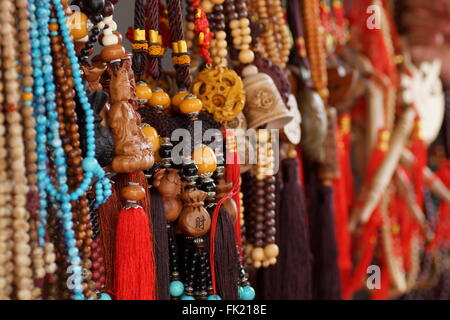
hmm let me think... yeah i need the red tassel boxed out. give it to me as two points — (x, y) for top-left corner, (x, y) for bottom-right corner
(333, 119), (352, 294)
(410, 118), (427, 208)
(344, 129), (388, 299)
(224, 128), (242, 254)
(114, 205), (156, 300)
(370, 254), (391, 300)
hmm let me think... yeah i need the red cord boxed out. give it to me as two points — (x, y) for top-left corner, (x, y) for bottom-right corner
(209, 127), (241, 296)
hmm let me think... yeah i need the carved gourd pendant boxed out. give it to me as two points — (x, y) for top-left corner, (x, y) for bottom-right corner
(177, 188), (211, 237)
(153, 168), (183, 222)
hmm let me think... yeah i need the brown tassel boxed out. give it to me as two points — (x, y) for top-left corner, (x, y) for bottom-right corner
(214, 206), (239, 300)
(150, 188), (170, 300)
(304, 161), (342, 299)
(274, 158), (313, 299)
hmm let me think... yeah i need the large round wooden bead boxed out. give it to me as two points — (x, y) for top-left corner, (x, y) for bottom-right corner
(238, 49), (255, 64)
(179, 95), (203, 115)
(251, 247), (264, 261)
(135, 82), (152, 104)
(192, 145), (217, 175)
(121, 184), (146, 201)
(142, 125), (160, 152)
(164, 198), (183, 222)
(263, 243), (279, 259)
(100, 44), (125, 62)
(149, 88), (171, 109)
(67, 12), (89, 41)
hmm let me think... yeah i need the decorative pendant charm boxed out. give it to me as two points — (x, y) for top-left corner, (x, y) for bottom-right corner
(192, 67), (245, 122)
(241, 65), (293, 130)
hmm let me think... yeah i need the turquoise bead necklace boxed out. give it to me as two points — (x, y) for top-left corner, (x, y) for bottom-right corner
(28, 0), (111, 299)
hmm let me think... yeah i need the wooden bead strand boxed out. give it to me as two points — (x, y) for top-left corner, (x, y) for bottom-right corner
(224, 0), (255, 65)
(243, 129), (279, 268)
(0, 32), (13, 300)
(302, 0), (329, 101)
(16, 0), (45, 299)
(0, 0), (35, 300)
(207, 1), (228, 67)
(50, 17), (96, 299)
(249, 0), (291, 69)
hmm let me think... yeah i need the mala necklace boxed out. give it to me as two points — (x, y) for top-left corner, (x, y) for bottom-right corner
(0, 0), (35, 300)
(16, 0), (51, 298)
(224, 0), (255, 65)
(248, 0), (291, 69)
(28, 0), (110, 300)
(50, 6), (97, 298)
(302, 0), (329, 102)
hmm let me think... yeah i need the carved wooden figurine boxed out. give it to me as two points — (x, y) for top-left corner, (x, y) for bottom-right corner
(107, 66), (154, 173)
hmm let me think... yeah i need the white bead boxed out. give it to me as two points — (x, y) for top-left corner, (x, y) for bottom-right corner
(101, 29), (118, 46)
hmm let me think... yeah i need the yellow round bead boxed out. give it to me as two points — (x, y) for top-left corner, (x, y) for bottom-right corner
(148, 88), (171, 109)
(263, 244), (279, 259)
(135, 82), (153, 103)
(49, 22), (59, 32)
(171, 91), (189, 112)
(238, 49), (255, 64)
(67, 12), (89, 41)
(22, 92), (33, 102)
(179, 95), (203, 115)
(142, 125), (160, 152)
(251, 248), (265, 262)
(192, 145), (217, 175)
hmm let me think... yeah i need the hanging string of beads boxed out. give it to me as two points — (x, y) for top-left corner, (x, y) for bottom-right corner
(224, 0), (255, 65)
(248, 0), (291, 69)
(1, 0), (35, 300)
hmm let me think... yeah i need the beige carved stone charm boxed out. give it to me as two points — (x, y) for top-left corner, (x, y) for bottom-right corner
(282, 94), (302, 145)
(192, 67), (245, 122)
(241, 65), (293, 129)
(401, 59), (444, 145)
(298, 88), (328, 163)
(107, 66), (154, 173)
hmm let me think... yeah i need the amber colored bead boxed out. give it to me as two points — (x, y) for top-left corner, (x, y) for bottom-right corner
(49, 22), (59, 32)
(148, 88), (171, 109)
(67, 12), (89, 41)
(121, 184), (146, 201)
(142, 125), (160, 152)
(100, 44), (126, 62)
(192, 145), (217, 175)
(264, 243), (279, 258)
(171, 91), (189, 112)
(135, 82), (153, 103)
(179, 95), (203, 115)
(22, 92), (33, 102)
